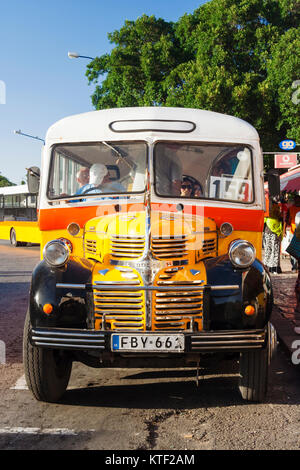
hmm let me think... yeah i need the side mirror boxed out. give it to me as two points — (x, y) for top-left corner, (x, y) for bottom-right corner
(27, 166), (40, 194)
(267, 169), (280, 199)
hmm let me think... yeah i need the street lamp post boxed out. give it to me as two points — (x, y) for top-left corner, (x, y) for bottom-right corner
(68, 51), (95, 60)
(14, 129), (45, 144)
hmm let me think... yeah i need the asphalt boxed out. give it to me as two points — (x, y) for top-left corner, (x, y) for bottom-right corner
(270, 254), (300, 367)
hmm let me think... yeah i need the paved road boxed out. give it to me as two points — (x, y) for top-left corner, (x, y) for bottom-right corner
(0, 241), (300, 451)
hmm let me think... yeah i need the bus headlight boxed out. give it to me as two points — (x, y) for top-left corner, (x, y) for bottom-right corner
(229, 240), (256, 269)
(43, 239), (70, 267)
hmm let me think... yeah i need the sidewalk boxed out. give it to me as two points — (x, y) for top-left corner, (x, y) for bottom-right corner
(269, 255), (300, 364)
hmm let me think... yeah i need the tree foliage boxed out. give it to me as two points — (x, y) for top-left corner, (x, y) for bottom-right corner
(86, 0), (300, 156)
(0, 173), (14, 187)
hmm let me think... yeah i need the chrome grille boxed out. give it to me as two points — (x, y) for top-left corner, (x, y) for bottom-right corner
(151, 236), (188, 259)
(85, 239), (97, 254)
(202, 237), (216, 254)
(93, 284), (145, 330)
(153, 281), (203, 330)
(110, 235), (145, 259)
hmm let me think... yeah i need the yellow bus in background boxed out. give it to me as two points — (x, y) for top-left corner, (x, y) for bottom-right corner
(0, 184), (40, 246)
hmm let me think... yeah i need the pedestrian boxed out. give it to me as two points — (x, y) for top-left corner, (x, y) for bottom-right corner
(263, 200), (283, 274)
(285, 194), (300, 272)
(285, 216), (300, 334)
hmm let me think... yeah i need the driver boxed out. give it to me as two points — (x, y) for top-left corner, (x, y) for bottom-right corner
(80, 163), (109, 194)
(81, 163), (125, 195)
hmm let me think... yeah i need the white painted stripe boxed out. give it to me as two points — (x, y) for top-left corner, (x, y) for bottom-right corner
(11, 374), (79, 391)
(10, 375), (28, 390)
(0, 427), (79, 435)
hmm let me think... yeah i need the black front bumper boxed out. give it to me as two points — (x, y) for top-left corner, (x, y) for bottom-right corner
(30, 327), (267, 353)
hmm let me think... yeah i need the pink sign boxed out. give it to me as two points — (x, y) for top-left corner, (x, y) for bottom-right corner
(275, 154), (297, 168)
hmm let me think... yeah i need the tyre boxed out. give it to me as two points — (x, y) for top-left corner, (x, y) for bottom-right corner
(23, 309), (72, 403)
(10, 228), (20, 247)
(239, 323), (276, 402)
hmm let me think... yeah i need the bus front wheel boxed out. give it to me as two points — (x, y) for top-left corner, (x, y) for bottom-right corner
(239, 323), (276, 402)
(23, 309), (72, 403)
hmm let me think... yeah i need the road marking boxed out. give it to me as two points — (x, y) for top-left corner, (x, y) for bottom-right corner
(0, 427), (79, 435)
(10, 375), (28, 390)
(11, 374), (78, 391)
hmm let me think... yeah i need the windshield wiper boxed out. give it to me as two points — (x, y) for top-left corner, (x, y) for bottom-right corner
(102, 141), (136, 171)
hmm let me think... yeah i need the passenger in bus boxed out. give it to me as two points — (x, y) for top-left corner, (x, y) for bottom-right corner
(75, 167), (90, 195)
(181, 178), (193, 197)
(193, 183), (203, 197)
(77, 167), (90, 185)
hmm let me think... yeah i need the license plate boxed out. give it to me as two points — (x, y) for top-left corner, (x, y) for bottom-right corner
(111, 334), (185, 352)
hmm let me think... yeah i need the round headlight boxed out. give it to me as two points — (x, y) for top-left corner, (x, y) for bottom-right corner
(229, 240), (256, 268)
(43, 239), (70, 267)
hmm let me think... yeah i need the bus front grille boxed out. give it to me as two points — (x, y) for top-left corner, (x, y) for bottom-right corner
(93, 288), (145, 330)
(202, 238), (217, 255)
(151, 236), (188, 259)
(110, 235), (145, 259)
(85, 239), (97, 254)
(153, 285), (203, 330)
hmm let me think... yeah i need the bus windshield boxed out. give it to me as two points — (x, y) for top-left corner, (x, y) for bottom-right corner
(48, 141), (148, 200)
(154, 142), (253, 203)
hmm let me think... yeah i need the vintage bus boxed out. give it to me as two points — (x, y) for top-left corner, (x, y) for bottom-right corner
(0, 183), (40, 246)
(23, 107), (278, 403)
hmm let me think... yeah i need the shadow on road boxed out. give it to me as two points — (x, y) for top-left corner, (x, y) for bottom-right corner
(59, 349), (300, 409)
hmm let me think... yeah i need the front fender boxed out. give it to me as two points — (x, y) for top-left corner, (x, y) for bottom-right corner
(29, 257), (94, 328)
(204, 255), (273, 330)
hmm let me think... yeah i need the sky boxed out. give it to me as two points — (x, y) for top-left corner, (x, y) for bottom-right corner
(0, 0), (208, 185)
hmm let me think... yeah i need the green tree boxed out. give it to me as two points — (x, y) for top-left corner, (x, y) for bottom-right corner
(86, 0), (300, 159)
(166, 0), (299, 153)
(0, 173), (14, 187)
(86, 15), (186, 108)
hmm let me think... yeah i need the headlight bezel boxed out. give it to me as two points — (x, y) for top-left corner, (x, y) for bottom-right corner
(228, 239), (256, 269)
(43, 239), (71, 267)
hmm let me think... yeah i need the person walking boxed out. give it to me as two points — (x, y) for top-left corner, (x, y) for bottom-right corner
(285, 218), (300, 334)
(263, 200), (283, 274)
(285, 194), (300, 272)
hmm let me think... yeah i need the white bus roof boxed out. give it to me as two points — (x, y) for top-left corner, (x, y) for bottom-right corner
(0, 184), (29, 195)
(46, 107), (259, 145)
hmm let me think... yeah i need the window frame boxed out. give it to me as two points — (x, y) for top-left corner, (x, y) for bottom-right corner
(153, 141), (255, 205)
(46, 141), (149, 201)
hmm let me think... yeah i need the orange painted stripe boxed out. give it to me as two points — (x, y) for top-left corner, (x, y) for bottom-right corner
(38, 203), (144, 230)
(151, 203), (264, 232)
(39, 202), (264, 232)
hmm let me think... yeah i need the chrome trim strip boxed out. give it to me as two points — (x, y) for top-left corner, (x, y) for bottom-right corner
(56, 283), (240, 291)
(56, 283), (86, 289)
(92, 284), (239, 291)
(31, 328), (105, 350)
(190, 330), (266, 350)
